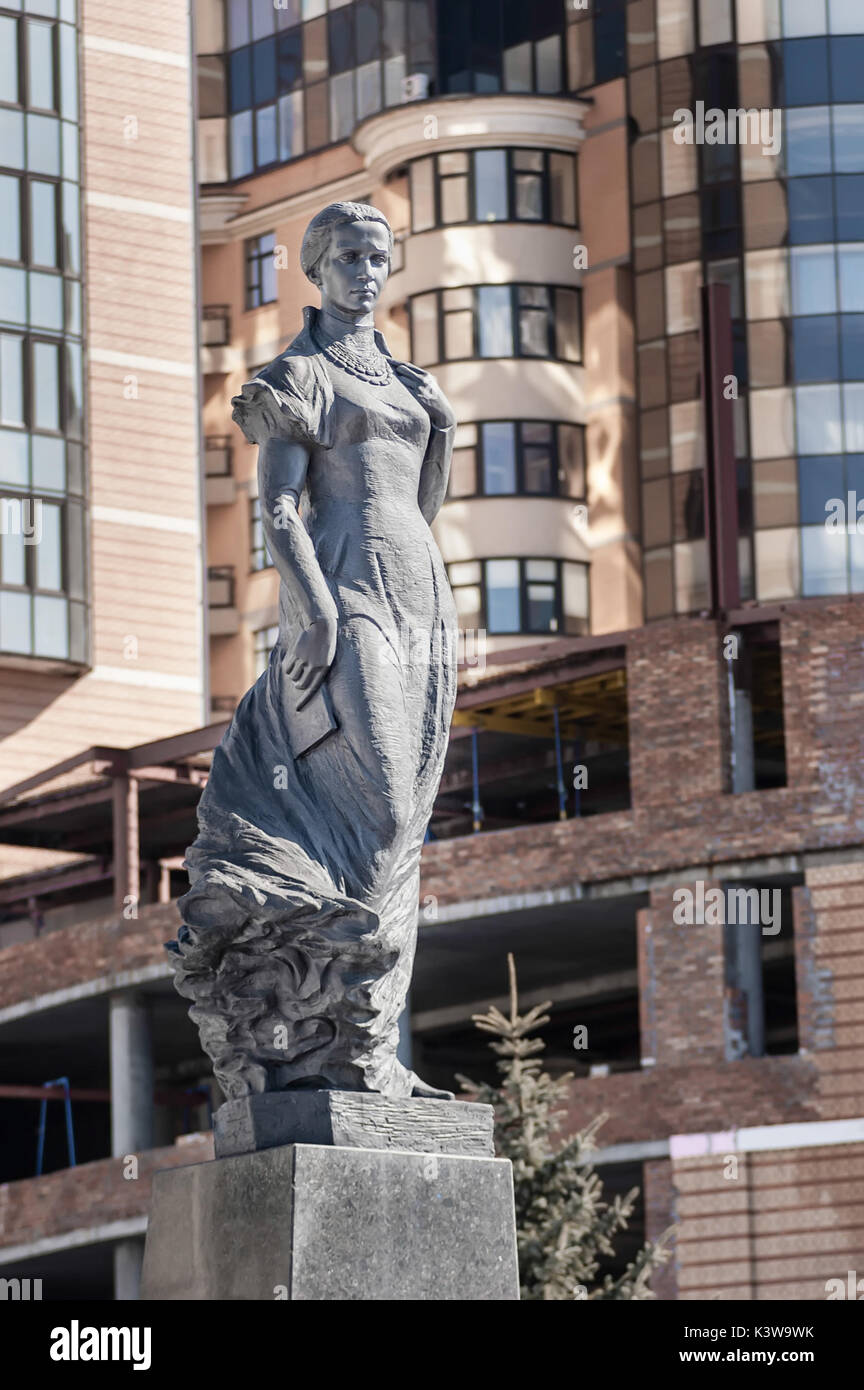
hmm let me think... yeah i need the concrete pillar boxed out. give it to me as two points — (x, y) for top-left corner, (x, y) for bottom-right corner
(110, 992), (154, 1156)
(110, 993), (153, 1302)
(114, 1238), (145, 1301)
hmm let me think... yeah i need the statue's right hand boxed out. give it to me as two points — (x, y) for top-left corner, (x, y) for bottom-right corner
(283, 616), (337, 708)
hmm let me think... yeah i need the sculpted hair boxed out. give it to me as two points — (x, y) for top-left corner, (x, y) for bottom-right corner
(300, 202), (393, 285)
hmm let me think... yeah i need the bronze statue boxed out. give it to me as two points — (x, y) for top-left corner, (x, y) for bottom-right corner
(170, 203), (458, 1104)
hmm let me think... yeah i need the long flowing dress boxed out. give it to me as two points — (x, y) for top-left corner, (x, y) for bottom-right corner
(170, 308), (458, 1100)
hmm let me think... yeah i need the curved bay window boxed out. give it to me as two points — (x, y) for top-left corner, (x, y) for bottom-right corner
(448, 419), (585, 500)
(409, 148), (577, 233)
(0, 0), (85, 663)
(410, 283), (581, 366)
(448, 557), (589, 637)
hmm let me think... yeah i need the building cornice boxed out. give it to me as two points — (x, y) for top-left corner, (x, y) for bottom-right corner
(198, 95), (590, 245)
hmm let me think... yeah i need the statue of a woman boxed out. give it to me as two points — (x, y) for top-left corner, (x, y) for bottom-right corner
(170, 203), (458, 1104)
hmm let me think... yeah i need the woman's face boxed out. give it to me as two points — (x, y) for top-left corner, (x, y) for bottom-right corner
(315, 220), (390, 318)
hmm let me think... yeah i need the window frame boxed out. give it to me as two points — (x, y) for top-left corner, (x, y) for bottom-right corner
(244, 231), (277, 310)
(448, 556), (590, 637)
(446, 419), (587, 501)
(410, 283), (583, 367)
(409, 147), (578, 234)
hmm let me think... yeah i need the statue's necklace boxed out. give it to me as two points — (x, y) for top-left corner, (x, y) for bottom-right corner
(312, 324), (393, 385)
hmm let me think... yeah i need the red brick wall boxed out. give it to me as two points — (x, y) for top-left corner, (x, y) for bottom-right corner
(638, 881), (727, 1067)
(0, 1133), (212, 1254)
(672, 1143), (864, 1300)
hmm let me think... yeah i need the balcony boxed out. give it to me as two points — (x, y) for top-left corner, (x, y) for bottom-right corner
(200, 304), (242, 374)
(207, 564), (238, 636)
(204, 436), (235, 506)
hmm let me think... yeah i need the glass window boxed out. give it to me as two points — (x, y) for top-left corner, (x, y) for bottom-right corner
(305, 80), (328, 149)
(0, 265), (26, 323)
(837, 176), (864, 241)
(278, 89), (304, 161)
(329, 70), (354, 141)
(32, 339), (59, 430)
(33, 592), (67, 657)
(0, 111), (25, 170)
(1, 590), (32, 654)
(443, 300), (473, 359)
(503, 42), (532, 93)
(782, 37), (829, 106)
(788, 176), (834, 244)
(411, 292), (438, 365)
(356, 0), (381, 66)
(790, 245), (836, 315)
(230, 110), (254, 177)
(562, 562), (588, 634)
(844, 382), (864, 451)
(798, 454), (844, 523)
(303, 16), (328, 83)
(277, 28), (303, 90)
(782, 0), (827, 36)
(518, 284), (550, 357)
(246, 231), (276, 309)
(449, 424), (477, 497)
(840, 315), (864, 379)
(481, 422), (516, 494)
(477, 285), (513, 357)
(32, 432), (63, 490)
(474, 149), (507, 222)
(356, 60), (381, 120)
(440, 168), (469, 223)
(802, 525), (846, 595)
(792, 315), (839, 381)
(29, 270), (62, 329)
(785, 106), (832, 175)
(411, 158), (434, 232)
(0, 335), (24, 426)
(229, 48), (253, 111)
(2, 523), (26, 586)
(549, 153), (576, 226)
(486, 558), (520, 632)
(30, 180), (58, 266)
(251, 36), (277, 104)
(535, 34), (561, 93)
(829, 0), (862, 32)
(0, 428), (28, 487)
(832, 106), (864, 174)
(554, 287), (581, 361)
(796, 383), (842, 453)
(522, 422), (553, 493)
(60, 180), (78, 273)
(0, 176), (22, 262)
(512, 148), (543, 221)
(0, 16), (19, 103)
(838, 244), (864, 312)
(255, 103), (277, 166)
(27, 114), (60, 176)
(558, 423), (585, 498)
(227, 0), (250, 49)
(27, 19), (55, 110)
(526, 560), (557, 632)
(35, 500), (62, 589)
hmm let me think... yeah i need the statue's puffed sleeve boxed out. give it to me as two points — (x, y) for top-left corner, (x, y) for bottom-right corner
(231, 354), (332, 450)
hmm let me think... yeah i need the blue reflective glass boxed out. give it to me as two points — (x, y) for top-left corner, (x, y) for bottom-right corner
(799, 455), (845, 523)
(27, 19), (56, 110)
(782, 38), (830, 106)
(26, 114), (61, 176)
(0, 111), (25, 170)
(786, 107), (832, 174)
(252, 37), (277, 105)
(829, 35), (864, 103)
(840, 315), (864, 379)
(230, 110), (254, 177)
(481, 422), (516, 493)
(793, 314), (839, 380)
(327, 5), (353, 72)
(788, 176), (835, 243)
(229, 48), (252, 112)
(255, 103), (277, 166)
(0, 265), (27, 324)
(0, 17), (19, 102)
(802, 524), (847, 595)
(276, 29), (302, 91)
(833, 106), (864, 174)
(29, 270), (63, 329)
(836, 176), (864, 240)
(0, 175), (22, 261)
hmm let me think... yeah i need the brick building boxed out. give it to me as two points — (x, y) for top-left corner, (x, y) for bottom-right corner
(1, 0), (863, 1300)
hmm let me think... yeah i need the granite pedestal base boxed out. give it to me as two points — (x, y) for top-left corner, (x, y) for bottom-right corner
(213, 1090), (494, 1158)
(140, 1142), (520, 1301)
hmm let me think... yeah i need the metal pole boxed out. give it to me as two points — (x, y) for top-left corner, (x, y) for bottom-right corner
(552, 706), (567, 820)
(471, 728), (484, 832)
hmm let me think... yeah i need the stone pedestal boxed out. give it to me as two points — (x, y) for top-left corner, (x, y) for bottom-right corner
(140, 1141), (519, 1301)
